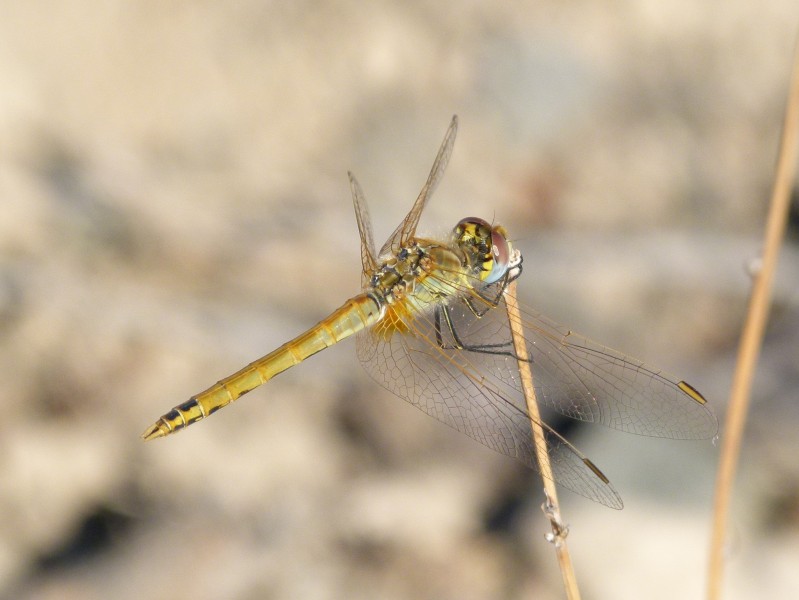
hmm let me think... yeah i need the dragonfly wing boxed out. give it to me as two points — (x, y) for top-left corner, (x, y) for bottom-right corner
(430, 278), (718, 441)
(378, 115), (459, 257)
(355, 300), (623, 509)
(349, 171), (378, 286)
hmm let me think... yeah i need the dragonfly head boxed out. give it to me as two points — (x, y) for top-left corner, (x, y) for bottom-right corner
(454, 217), (511, 284)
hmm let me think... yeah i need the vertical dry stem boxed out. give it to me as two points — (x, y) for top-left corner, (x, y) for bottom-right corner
(505, 280), (580, 600)
(706, 36), (799, 599)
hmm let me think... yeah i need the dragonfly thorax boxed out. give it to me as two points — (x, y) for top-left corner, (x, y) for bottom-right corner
(365, 239), (468, 342)
(368, 241), (457, 305)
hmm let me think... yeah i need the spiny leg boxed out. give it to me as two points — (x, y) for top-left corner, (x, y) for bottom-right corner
(434, 303), (532, 362)
(464, 253), (524, 317)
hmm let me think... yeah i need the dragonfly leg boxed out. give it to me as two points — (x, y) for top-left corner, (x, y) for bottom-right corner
(434, 305), (447, 348)
(461, 279), (505, 318)
(434, 304), (532, 362)
(463, 295), (493, 318)
(464, 252), (524, 318)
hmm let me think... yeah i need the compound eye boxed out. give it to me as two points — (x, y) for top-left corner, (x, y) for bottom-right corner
(455, 217), (511, 284)
(485, 227), (511, 284)
(456, 216), (491, 231)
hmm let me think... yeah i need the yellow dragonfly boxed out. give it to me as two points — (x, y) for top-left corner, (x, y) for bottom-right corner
(143, 116), (717, 509)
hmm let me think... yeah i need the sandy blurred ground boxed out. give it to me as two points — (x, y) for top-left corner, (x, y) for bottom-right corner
(1, 1), (798, 599)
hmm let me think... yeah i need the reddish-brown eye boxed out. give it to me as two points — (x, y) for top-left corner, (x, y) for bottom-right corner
(485, 227), (510, 284)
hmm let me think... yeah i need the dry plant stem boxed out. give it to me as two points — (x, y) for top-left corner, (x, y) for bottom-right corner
(504, 280), (580, 600)
(706, 37), (799, 600)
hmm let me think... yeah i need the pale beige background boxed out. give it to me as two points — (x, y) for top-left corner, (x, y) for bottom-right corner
(1, 2), (798, 599)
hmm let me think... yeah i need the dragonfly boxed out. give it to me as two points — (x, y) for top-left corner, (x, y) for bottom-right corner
(142, 116), (717, 509)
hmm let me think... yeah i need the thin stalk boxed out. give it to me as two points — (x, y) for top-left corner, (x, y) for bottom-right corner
(706, 35), (799, 599)
(505, 280), (580, 600)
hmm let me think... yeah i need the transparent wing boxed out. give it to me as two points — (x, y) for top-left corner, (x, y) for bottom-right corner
(349, 171), (378, 286)
(356, 270), (716, 508)
(356, 282), (624, 509)
(436, 275), (718, 441)
(378, 116), (459, 257)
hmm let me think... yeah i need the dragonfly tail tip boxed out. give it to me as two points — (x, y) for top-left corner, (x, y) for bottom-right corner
(141, 421), (167, 441)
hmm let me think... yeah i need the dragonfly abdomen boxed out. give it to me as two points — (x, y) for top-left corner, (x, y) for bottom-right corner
(142, 294), (383, 440)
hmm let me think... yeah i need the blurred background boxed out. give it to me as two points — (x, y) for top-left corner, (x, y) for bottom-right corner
(1, 1), (798, 599)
